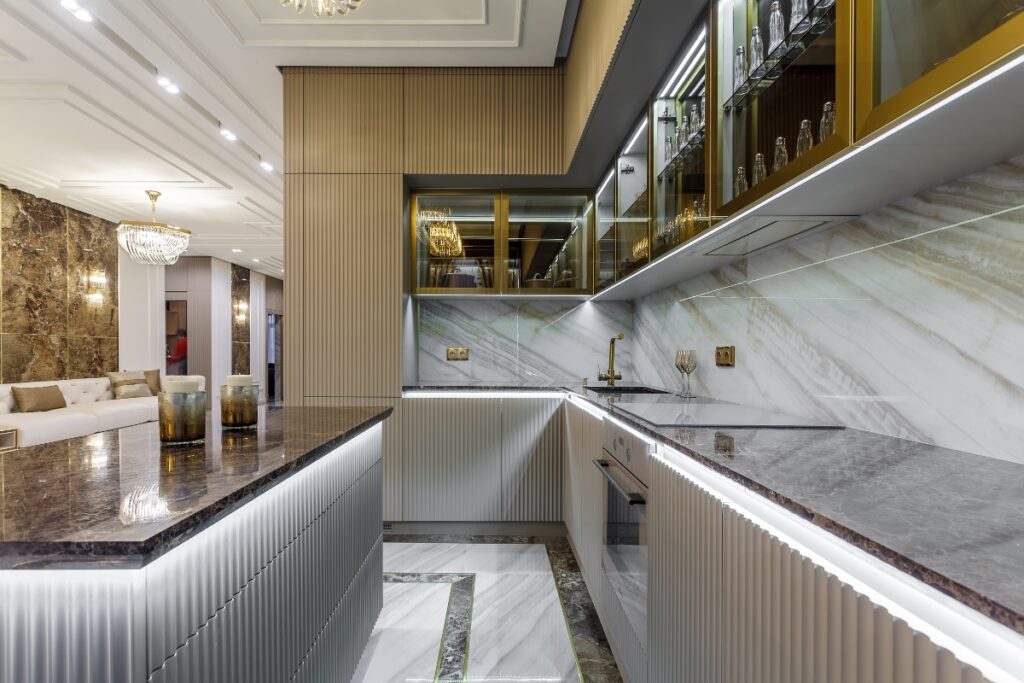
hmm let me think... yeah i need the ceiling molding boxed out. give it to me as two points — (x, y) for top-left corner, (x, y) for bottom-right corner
(240, 0), (489, 26)
(0, 38), (26, 62)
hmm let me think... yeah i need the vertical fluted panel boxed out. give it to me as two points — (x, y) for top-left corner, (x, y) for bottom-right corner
(283, 68), (304, 175)
(720, 504), (990, 683)
(403, 68), (506, 174)
(401, 397), (502, 521)
(648, 455), (723, 683)
(596, 566), (648, 683)
(563, 400), (584, 543)
(301, 68), (403, 173)
(283, 174), (304, 404)
(300, 174), (403, 399)
(504, 69), (565, 174)
(500, 397), (563, 521)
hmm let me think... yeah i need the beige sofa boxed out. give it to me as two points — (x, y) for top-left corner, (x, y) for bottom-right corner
(0, 375), (207, 447)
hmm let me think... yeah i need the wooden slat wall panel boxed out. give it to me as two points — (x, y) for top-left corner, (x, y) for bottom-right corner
(504, 69), (565, 174)
(301, 69), (404, 173)
(300, 174), (403, 398)
(283, 68), (303, 175)
(403, 68), (506, 174)
(648, 455), (723, 683)
(305, 396), (404, 521)
(283, 174), (303, 404)
(720, 505), (991, 683)
(500, 397), (563, 521)
(402, 398), (503, 521)
(563, 0), (635, 162)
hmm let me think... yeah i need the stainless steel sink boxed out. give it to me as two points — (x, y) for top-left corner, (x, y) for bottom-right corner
(585, 386), (668, 394)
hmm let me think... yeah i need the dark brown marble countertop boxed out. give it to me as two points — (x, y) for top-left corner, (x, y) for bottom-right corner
(0, 405), (392, 569)
(412, 382), (1024, 635)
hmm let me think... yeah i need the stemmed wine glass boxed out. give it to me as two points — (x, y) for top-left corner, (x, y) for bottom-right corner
(674, 350), (697, 399)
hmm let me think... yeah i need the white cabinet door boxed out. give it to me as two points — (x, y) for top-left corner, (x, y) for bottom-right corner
(501, 398), (563, 521)
(563, 400), (584, 544)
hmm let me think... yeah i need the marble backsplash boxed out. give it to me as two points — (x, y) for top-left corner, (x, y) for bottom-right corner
(417, 299), (635, 386)
(0, 185), (119, 382)
(632, 153), (1024, 463)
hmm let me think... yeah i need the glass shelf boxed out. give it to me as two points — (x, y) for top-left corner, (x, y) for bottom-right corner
(723, 0), (837, 112)
(658, 127), (705, 180)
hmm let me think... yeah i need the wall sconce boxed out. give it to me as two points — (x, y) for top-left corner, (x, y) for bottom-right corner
(233, 299), (249, 323)
(85, 270), (106, 306)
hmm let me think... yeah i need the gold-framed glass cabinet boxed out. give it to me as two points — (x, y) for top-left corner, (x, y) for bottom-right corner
(712, 0), (853, 215)
(854, 0), (1024, 140)
(411, 191), (594, 296)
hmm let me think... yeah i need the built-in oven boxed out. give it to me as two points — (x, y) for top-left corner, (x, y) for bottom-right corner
(594, 421), (650, 652)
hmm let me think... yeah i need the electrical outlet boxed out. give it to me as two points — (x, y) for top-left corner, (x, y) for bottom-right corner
(715, 345), (736, 367)
(447, 347), (470, 361)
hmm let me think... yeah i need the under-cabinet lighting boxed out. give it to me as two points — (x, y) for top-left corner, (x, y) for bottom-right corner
(659, 27), (706, 98)
(623, 118), (648, 155)
(402, 391), (565, 400)
(596, 170), (614, 198)
(594, 52), (1024, 302)
(655, 445), (1024, 683)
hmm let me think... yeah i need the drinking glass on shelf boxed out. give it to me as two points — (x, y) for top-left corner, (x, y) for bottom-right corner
(752, 153), (768, 186)
(820, 101), (836, 141)
(734, 46), (749, 94)
(790, 0), (810, 36)
(734, 166), (749, 195)
(773, 136), (789, 172)
(749, 27), (765, 78)
(675, 350), (698, 399)
(768, 2), (786, 53)
(796, 119), (814, 158)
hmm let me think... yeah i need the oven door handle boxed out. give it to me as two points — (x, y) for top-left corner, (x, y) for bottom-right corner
(592, 459), (646, 505)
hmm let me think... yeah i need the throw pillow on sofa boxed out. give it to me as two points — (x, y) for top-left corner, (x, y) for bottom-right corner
(12, 385), (67, 412)
(107, 371), (153, 399)
(144, 369), (161, 396)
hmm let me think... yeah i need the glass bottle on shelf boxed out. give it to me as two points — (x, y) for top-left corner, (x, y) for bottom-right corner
(820, 101), (836, 141)
(768, 2), (786, 54)
(700, 95), (705, 128)
(689, 104), (700, 136)
(795, 119), (813, 158)
(749, 27), (765, 78)
(734, 167), (748, 195)
(811, 0), (835, 33)
(772, 136), (789, 172)
(790, 0), (810, 37)
(734, 46), (748, 95)
(752, 153), (768, 186)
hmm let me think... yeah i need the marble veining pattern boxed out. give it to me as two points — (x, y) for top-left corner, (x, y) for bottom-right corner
(0, 405), (392, 568)
(418, 299), (636, 386)
(632, 154), (1024, 463)
(231, 264), (251, 375)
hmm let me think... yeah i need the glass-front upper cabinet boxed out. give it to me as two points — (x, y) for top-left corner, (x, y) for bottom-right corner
(595, 167), (617, 291)
(413, 193), (498, 293)
(652, 21), (710, 259)
(713, 0), (852, 214)
(855, 0), (1024, 139)
(505, 194), (591, 293)
(615, 114), (651, 279)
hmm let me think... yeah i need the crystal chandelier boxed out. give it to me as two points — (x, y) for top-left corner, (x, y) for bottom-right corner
(117, 190), (191, 266)
(417, 209), (463, 258)
(281, 0), (364, 17)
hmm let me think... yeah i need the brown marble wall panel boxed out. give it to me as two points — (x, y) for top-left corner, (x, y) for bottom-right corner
(0, 185), (119, 383)
(0, 187), (68, 336)
(67, 207), (118, 339)
(0, 334), (67, 383)
(68, 336), (119, 379)
(231, 264), (251, 375)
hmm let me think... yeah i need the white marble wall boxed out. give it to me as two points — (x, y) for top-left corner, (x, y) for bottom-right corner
(633, 154), (1024, 463)
(417, 299), (635, 386)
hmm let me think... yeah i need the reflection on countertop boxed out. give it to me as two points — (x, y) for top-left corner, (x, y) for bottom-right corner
(408, 381), (1024, 636)
(0, 405), (392, 569)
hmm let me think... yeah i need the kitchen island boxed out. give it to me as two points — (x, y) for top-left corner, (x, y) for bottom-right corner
(0, 405), (392, 683)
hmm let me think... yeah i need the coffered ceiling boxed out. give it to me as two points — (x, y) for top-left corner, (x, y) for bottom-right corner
(0, 0), (571, 278)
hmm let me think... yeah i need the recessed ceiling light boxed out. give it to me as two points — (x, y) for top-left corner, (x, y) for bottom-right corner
(280, 269), (285, 274)
(157, 76), (170, 88)
(220, 128), (237, 142)
(232, 249), (242, 253)
(252, 258), (260, 263)
(259, 160), (274, 172)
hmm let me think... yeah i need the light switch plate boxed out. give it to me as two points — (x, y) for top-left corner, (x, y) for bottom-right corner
(447, 347), (470, 361)
(715, 345), (736, 367)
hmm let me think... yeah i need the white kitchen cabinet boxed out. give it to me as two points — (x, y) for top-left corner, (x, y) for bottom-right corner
(563, 400), (585, 544)
(501, 397), (563, 521)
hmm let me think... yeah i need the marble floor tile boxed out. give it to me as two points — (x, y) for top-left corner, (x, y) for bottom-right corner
(352, 581), (450, 683)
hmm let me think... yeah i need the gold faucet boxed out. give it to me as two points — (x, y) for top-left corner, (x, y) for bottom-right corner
(598, 332), (624, 386)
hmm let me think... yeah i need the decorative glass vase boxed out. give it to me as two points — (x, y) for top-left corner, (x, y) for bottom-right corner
(790, 0), (810, 36)
(772, 136), (789, 172)
(752, 153), (768, 186)
(689, 104), (700, 136)
(820, 101), (836, 141)
(734, 167), (749, 196)
(220, 384), (260, 429)
(158, 391), (207, 445)
(734, 46), (748, 94)
(795, 119), (814, 158)
(749, 27), (765, 78)
(768, 2), (786, 53)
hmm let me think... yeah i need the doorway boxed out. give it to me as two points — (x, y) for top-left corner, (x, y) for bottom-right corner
(267, 313), (283, 403)
(166, 299), (188, 376)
